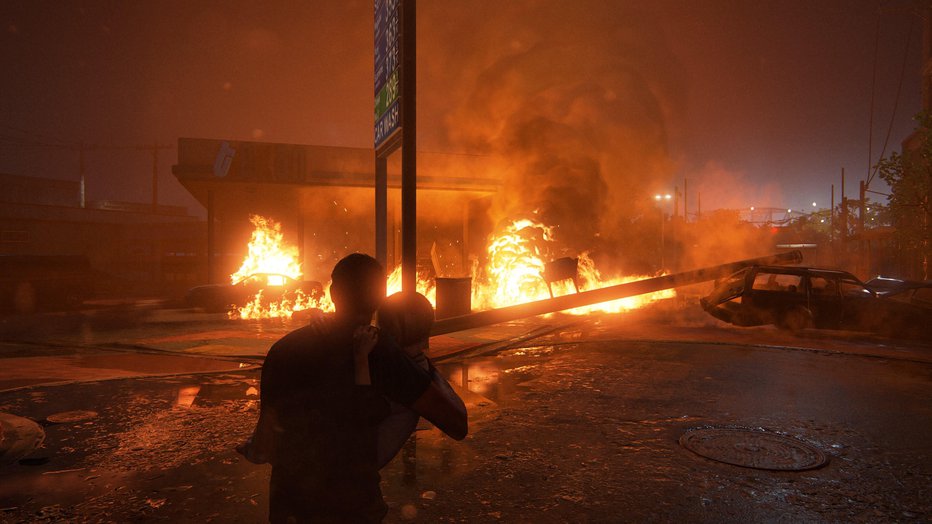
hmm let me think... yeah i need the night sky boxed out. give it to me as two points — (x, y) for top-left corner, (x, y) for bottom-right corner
(0, 0), (921, 217)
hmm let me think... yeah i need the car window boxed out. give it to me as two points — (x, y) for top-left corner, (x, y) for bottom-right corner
(840, 279), (872, 298)
(751, 272), (802, 293)
(809, 276), (838, 297)
(707, 270), (748, 304)
(242, 275), (264, 286)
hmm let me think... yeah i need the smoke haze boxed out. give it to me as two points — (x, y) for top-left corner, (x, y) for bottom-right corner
(420, 1), (684, 260)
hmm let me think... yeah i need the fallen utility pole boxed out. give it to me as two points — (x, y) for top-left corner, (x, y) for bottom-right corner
(431, 251), (803, 336)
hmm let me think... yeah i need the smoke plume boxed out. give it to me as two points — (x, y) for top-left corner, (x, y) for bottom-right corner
(421, 1), (685, 267)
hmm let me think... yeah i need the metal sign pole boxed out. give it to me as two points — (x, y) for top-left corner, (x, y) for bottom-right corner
(374, 0), (412, 282)
(400, 0), (416, 293)
(375, 156), (387, 266)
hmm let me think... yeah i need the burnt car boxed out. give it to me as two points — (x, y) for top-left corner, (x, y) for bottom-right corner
(866, 276), (932, 307)
(700, 265), (930, 339)
(186, 273), (323, 312)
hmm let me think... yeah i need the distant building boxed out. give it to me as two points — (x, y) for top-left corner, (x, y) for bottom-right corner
(0, 172), (204, 298)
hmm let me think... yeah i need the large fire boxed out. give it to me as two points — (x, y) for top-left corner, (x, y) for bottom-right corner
(229, 216), (332, 320)
(386, 265), (436, 305)
(229, 215), (672, 320)
(471, 218), (674, 314)
(230, 215), (302, 284)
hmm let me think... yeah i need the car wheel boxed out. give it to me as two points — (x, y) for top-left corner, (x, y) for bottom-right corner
(13, 281), (37, 314)
(780, 306), (813, 332)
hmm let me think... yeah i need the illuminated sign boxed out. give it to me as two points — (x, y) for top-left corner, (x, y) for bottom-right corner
(374, 0), (401, 150)
(213, 141), (236, 178)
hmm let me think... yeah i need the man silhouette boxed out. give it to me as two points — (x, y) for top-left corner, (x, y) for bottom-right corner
(239, 254), (466, 523)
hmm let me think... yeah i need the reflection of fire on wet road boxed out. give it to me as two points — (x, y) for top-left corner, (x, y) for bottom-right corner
(231, 215), (673, 320)
(174, 386), (200, 408)
(2, 315), (930, 522)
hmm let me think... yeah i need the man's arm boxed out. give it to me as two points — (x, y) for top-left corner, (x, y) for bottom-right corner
(237, 404), (279, 464)
(370, 340), (468, 440)
(411, 377), (468, 440)
(238, 340), (288, 464)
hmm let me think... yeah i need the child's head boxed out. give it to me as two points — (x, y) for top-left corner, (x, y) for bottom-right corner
(378, 292), (434, 351)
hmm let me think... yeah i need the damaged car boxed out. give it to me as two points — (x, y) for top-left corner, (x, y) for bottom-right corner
(865, 276), (932, 309)
(700, 265), (929, 340)
(186, 273), (323, 313)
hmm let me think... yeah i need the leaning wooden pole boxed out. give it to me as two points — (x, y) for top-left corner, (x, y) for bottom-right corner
(431, 251), (803, 336)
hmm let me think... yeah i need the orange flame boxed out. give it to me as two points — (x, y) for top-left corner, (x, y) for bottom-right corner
(233, 288), (334, 320)
(472, 218), (674, 313)
(229, 215), (332, 320)
(472, 218), (553, 310)
(386, 265), (437, 305)
(230, 215), (671, 321)
(230, 215), (302, 284)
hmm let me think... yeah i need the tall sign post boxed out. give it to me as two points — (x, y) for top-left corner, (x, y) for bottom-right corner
(374, 0), (416, 292)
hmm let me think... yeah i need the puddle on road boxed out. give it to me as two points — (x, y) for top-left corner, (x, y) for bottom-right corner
(0, 346), (559, 521)
(1, 307), (304, 359)
(0, 371), (268, 519)
(375, 346), (556, 494)
(0, 352), (256, 392)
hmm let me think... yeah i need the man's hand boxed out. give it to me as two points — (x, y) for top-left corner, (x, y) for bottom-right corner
(353, 325), (379, 359)
(236, 406), (279, 465)
(236, 436), (269, 464)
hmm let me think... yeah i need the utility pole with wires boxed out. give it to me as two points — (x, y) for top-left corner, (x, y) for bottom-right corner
(862, 5), (917, 276)
(138, 142), (175, 214)
(79, 143), (86, 208)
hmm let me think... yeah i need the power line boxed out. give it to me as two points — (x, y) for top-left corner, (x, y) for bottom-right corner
(0, 135), (172, 152)
(867, 14), (880, 186)
(0, 124), (76, 147)
(867, 15), (915, 188)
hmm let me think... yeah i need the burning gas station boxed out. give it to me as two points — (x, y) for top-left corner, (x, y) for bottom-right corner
(171, 135), (689, 322)
(163, 0), (712, 325)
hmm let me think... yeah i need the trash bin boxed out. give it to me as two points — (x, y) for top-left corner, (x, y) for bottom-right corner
(435, 277), (471, 319)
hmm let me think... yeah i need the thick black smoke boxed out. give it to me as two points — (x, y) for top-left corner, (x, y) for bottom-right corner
(421, 1), (685, 267)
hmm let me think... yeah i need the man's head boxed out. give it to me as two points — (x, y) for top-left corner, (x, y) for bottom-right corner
(329, 253), (385, 323)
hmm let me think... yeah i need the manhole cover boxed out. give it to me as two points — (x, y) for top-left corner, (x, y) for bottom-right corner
(46, 410), (98, 424)
(679, 427), (827, 471)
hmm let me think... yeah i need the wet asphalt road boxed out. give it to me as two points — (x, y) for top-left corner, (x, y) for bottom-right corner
(0, 308), (930, 523)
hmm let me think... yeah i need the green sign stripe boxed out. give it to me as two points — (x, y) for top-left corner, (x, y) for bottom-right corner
(374, 69), (401, 119)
